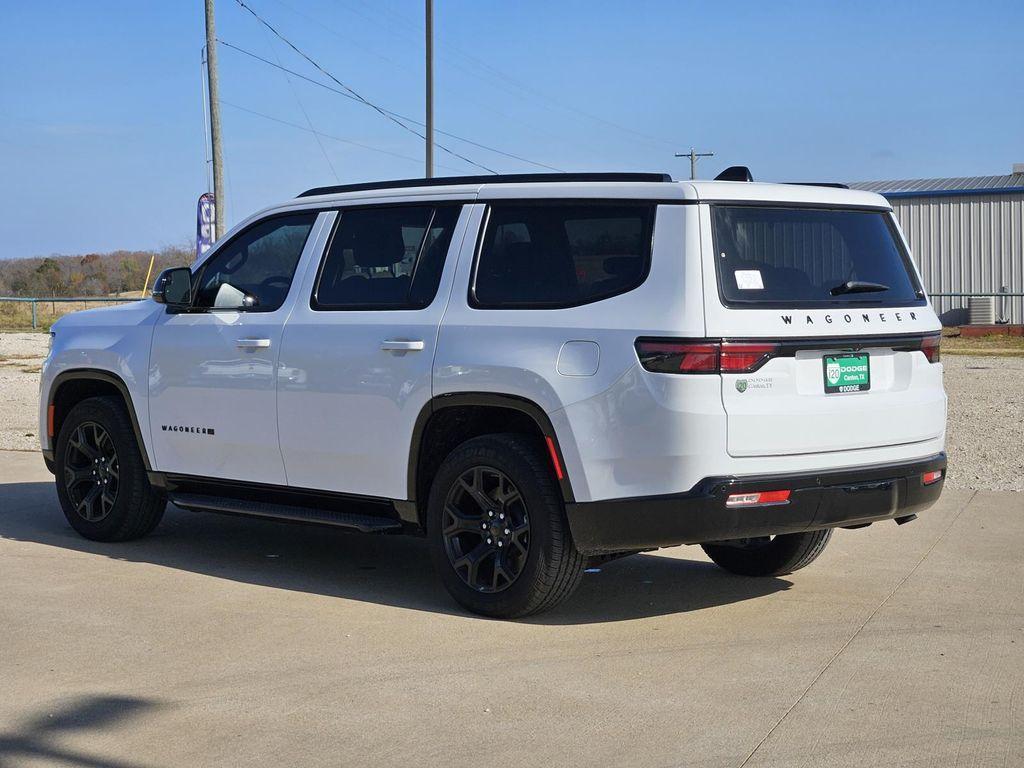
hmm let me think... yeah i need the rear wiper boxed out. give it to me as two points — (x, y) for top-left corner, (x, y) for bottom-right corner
(830, 280), (890, 296)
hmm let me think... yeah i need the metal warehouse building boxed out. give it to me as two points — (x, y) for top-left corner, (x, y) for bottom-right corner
(849, 166), (1024, 325)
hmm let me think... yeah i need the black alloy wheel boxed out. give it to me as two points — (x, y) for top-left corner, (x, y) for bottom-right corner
(63, 421), (120, 522)
(54, 396), (166, 542)
(442, 466), (530, 593)
(427, 433), (585, 618)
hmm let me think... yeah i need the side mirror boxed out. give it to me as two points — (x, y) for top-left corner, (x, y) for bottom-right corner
(152, 267), (193, 309)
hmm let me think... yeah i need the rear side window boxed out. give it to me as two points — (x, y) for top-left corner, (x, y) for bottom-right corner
(313, 205), (460, 310)
(472, 203), (655, 308)
(712, 205), (924, 308)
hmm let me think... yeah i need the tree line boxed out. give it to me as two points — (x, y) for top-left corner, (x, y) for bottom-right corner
(0, 245), (193, 297)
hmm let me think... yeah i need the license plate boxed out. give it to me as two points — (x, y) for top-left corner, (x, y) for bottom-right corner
(823, 353), (870, 394)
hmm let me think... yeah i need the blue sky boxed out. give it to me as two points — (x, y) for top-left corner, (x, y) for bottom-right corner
(2, 0), (1021, 258)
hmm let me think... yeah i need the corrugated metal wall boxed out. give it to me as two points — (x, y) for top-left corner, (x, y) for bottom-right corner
(889, 193), (1024, 324)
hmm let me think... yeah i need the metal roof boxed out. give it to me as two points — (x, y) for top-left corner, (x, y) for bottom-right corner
(848, 173), (1024, 198)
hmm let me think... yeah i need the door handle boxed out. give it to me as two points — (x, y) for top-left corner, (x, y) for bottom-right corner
(380, 339), (425, 352)
(236, 338), (271, 349)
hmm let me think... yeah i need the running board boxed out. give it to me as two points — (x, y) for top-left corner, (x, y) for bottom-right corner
(169, 493), (403, 533)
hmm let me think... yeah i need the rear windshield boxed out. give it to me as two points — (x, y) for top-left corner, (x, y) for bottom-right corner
(712, 205), (924, 308)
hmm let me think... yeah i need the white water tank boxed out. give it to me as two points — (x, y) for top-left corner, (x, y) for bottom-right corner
(967, 296), (995, 325)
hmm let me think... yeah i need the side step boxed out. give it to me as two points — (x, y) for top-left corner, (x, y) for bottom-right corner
(169, 493), (403, 533)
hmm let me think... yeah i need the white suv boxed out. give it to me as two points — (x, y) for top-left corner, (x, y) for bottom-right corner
(39, 171), (947, 618)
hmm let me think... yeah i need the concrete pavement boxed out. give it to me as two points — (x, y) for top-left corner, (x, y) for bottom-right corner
(1, 449), (1021, 767)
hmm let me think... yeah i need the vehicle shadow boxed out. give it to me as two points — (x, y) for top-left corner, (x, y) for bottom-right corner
(0, 481), (791, 624)
(0, 694), (164, 768)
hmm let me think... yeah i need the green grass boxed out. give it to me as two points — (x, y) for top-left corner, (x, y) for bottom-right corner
(941, 332), (1024, 357)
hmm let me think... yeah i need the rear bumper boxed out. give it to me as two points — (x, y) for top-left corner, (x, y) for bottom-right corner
(565, 453), (946, 555)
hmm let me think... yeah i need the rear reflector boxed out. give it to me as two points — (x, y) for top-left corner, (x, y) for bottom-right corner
(544, 436), (565, 481)
(47, 404), (55, 438)
(725, 490), (791, 507)
(922, 470), (943, 485)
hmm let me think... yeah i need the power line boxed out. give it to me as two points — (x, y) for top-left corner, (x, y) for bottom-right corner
(219, 99), (462, 173)
(267, 0), (407, 72)
(217, 39), (564, 173)
(258, 26), (340, 182)
(231, 0), (498, 174)
(333, 0), (678, 151)
(256, 0), (584, 155)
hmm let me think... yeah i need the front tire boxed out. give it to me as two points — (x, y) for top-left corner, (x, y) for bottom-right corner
(427, 434), (585, 619)
(54, 396), (166, 542)
(701, 529), (832, 577)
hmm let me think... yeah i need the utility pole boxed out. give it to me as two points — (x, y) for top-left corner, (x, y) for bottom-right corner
(204, 0), (226, 238)
(424, 0), (434, 178)
(674, 148), (714, 180)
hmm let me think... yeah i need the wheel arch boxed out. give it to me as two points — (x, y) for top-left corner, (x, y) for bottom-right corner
(47, 369), (152, 471)
(407, 393), (574, 526)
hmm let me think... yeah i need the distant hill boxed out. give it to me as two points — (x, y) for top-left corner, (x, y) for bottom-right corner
(0, 245), (193, 297)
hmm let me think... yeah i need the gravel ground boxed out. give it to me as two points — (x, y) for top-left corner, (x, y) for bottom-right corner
(1, 332), (1021, 490)
(0, 333), (46, 452)
(943, 354), (1024, 491)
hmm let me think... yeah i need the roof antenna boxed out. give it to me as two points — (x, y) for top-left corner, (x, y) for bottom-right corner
(715, 166), (753, 182)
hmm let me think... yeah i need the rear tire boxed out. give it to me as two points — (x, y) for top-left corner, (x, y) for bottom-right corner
(701, 529), (832, 577)
(427, 434), (585, 619)
(55, 396), (166, 542)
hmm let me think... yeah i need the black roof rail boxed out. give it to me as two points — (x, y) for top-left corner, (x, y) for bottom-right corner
(714, 166), (754, 182)
(784, 182), (850, 189)
(296, 172), (674, 198)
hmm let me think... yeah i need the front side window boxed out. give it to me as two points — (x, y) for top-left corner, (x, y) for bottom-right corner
(712, 205), (924, 308)
(313, 205), (461, 310)
(193, 212), (316, 311)
(472, 203), (655, 308)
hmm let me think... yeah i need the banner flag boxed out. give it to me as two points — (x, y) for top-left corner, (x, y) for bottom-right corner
(196, 193), (216, 262)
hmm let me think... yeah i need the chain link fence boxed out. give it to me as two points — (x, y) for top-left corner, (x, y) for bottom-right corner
(0, 297), (144, 331)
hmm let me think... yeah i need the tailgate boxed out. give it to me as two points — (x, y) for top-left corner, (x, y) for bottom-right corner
(722, 339), (945, 457)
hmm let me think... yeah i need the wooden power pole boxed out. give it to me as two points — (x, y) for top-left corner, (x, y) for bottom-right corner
(674, 148), (714, 180)
(425, 0), (434, 178)
(205, 0), (226, 238)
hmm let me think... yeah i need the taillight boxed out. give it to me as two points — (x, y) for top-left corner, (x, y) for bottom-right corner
(726, 490), (791, 507)
(720, 342), (779, 372)
(636, 339), (778, 374)
(921, 334), (941, 363)
(635, 340), (719, 373)
(922, 470), (943, 485)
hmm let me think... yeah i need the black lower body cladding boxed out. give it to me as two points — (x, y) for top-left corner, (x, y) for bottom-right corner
(565, 453), (946, 556)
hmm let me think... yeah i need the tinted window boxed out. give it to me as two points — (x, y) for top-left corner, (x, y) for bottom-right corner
(193, 213), (316, 311)
(712, 206), (923, 308)
(314, 205), (460, 309)
(473, 203), (654, 308)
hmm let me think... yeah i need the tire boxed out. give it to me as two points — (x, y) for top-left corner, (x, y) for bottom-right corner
(701, 529), (832, 577)
(426, 434), (585, 619)
(54, 396), (166, 542)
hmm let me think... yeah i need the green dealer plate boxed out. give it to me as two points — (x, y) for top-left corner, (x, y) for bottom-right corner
(823, 353), (870, 394)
